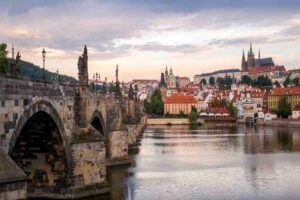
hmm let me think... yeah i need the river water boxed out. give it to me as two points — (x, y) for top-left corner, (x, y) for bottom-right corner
(91, 125), (300, 200)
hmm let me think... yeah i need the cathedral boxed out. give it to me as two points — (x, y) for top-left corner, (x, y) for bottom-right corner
(163, 66), (176, 88)
(241, 43), (275, 71)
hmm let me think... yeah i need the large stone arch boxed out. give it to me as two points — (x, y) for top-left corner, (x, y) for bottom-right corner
(9, 100), (67, 153)
(8, 100), (70, 190)
(90, 109), (106, 135)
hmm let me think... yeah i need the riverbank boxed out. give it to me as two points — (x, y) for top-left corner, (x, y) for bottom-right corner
(238, 118), (300, 127)
(147, 118), (204, 125)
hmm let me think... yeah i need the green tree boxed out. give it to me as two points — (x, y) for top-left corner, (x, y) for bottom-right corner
(143, 100), (152, 114)
(0, 43), (8, 74)
(241, 75), (252, 85)
(227, 101), (238, 119)
(150, 89), (164, 116)
(188, 106), (198, 124)
(293, 77), (300, 86)
(274, 81), (280, 87)
(200, 78), (207, 85)
(277, 96), (291, 118)
(284, 75), (291, 87)
(253, 75), (272, 87)
(209, 76), (215, 86)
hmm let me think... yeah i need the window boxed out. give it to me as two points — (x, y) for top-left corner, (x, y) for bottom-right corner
(14, 100), (19, 106)
(1, 100), (5, 107)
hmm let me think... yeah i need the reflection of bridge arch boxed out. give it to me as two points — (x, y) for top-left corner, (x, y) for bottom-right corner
(90, 110), (106, 135)
(9, 100), (69, 189)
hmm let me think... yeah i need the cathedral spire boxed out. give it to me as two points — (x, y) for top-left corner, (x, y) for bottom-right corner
(12, 44), (14, 59)
(241, 50), (246, 71)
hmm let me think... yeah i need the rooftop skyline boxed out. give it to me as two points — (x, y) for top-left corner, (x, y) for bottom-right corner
(1, 0), (300, 81)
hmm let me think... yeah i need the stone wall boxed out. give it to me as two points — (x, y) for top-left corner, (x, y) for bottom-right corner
(70, 141), (106, 187)
(0, 181), (27, 200)
(107, 130), (128, 159)
(0, 75), (75, 153)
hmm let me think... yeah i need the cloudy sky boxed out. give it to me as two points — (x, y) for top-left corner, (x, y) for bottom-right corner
(1, 0), (300, 81)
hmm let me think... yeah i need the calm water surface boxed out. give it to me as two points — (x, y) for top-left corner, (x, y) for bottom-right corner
(92, 125), (300, 200)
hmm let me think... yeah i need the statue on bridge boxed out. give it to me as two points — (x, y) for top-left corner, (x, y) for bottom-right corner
(77, 45), (89, 86)
(14, 52), (21, 77)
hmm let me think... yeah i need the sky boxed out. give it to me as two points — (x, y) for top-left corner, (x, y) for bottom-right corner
(1, 0), (300, 82)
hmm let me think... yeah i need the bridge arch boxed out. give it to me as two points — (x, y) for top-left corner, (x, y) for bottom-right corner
(90, 110), (106, 135)
(9, 100), (69, 189)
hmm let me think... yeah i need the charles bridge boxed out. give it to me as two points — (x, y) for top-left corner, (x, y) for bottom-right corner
(0, 46), (146, 199)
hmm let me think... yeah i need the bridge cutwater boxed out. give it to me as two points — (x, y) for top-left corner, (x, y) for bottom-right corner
(0, 46), (147, 199)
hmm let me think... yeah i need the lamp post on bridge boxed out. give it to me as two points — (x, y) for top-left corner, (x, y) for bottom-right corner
(42, 48), (46, 85)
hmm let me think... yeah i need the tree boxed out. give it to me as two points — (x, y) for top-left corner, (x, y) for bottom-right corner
(200, 78), (207, 85)
(188, 106), (198, 124)
(209, 98), (227, 108)
(209, 76), (215, 86)
(144, 100), (152, 114)
(277, 96), (291, 118)
(253, 75), (272, 88)
(274, 81), (280, 87)
(150, 89), (164, 116)
(227, 101), (238, 119)
(284, 75), (291, 87)
(241, 75), (252, 85)
(0, 43), (8, 74)
(293, 77), (300, 86)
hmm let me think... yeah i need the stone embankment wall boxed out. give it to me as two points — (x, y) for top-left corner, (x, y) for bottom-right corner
(147, 118), (203, 125)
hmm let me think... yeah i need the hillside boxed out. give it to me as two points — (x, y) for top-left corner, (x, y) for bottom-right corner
(8, 58), (77, 84)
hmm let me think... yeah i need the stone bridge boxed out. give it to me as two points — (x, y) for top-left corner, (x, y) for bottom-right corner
(0, 46), (146, 199)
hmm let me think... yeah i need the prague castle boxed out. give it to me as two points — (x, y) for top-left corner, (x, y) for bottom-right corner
(241, 43), (275, 71)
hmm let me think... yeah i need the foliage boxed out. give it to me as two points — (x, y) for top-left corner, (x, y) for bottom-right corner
(216, 75), (233, 90)
(252, 75), (272, 88)
(179, 110), (186, 118)
(274, 81), (280, 87)
(200, 78), (207, 85)
(144, 89), (164, 116)
(277, 96), (291, 118)
(227, 101), (238, 119)
(209, 98), (227, 107)
(144, 100), (152, 114)
(151, 89), (164, 116)
(16, 59), (77, 84)
(283, 75), (291, 87)
(188, 106), (198, 124)
(209, 76), (215, 86)
(293, 77), (300, 86)
(0, 43), (8, 74)
(240, 75), (252, 85)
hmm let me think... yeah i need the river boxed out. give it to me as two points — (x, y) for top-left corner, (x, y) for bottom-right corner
(90, 125), (300, 200)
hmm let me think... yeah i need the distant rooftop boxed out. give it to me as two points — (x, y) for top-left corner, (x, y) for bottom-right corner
(196, 68), (240, 77)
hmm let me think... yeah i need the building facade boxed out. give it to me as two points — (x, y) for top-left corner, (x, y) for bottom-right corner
(164, 95), (198, 115)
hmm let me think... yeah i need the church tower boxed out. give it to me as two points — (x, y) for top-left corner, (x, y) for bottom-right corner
(78, 45), (89, 86)
(241, 50), (247, 71)
(247, 43), (255, 68)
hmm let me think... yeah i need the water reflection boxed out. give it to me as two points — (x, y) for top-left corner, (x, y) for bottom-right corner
(86, 125), (300, 200)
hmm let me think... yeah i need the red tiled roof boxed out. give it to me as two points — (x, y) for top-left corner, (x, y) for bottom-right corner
(177, 88), (197, 93)
(179, 77), (190, 80)
(274, 65), (286, 71)
(164, 95), (198, 104)
(288, 69), (300, 73)
(270, 87), (300, 96)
